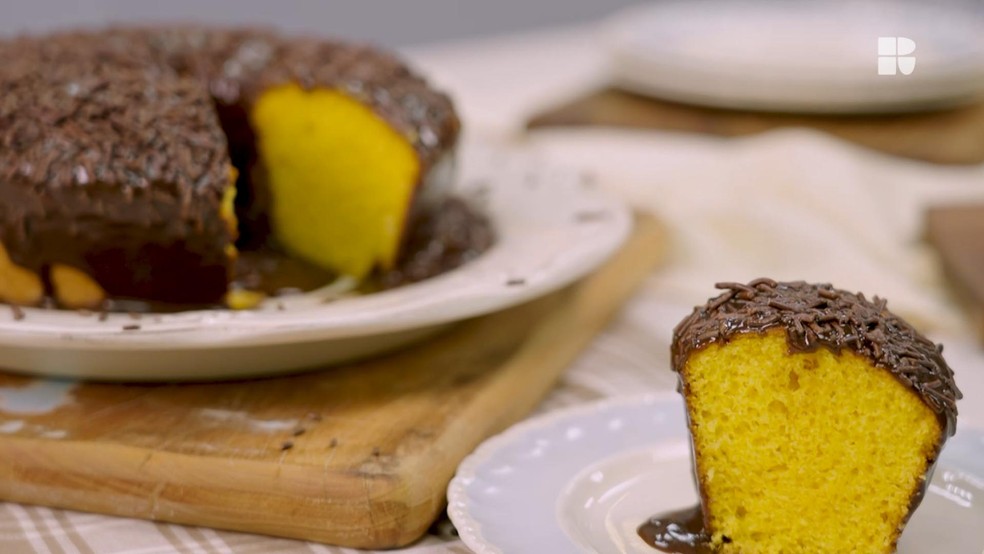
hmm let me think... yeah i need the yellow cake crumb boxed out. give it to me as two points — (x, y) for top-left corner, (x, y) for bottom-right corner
(50, 264), (106, 309)
(682, 329), (941, 554)
(221, 167), (239, 240)
(0, 242), (44, 306)
(252, 84), (419, 279)
(225, 289), (266, 310)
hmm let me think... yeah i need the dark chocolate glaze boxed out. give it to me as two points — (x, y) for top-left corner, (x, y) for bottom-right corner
(377, 197), (495, 289)
(672, 278), (961, 437)
(119, 26), (459, 170)
(637, 505), (712, 554)
(0, 26), (461, 305)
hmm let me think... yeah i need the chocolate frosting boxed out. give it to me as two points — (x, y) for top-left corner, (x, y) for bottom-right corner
(108, 27), (459, 181)
(672, 278), (961, 437)
(0, 39), (234, 303)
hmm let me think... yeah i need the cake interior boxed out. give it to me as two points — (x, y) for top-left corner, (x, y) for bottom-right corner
(681, 329), (942, 554)
(251, 84), (419, 279)
(0, 243), (43, 306)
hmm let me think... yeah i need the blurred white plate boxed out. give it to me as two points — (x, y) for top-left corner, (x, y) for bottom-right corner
(605, 0), (984, 113)
(0, 142), (631, 380)
(448, 393), (984, 553)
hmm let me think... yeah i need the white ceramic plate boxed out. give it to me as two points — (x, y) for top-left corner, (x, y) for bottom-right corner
(605, 0), (984, 113)
(449, 393), (984, 553)
(0, 142), (631, 380)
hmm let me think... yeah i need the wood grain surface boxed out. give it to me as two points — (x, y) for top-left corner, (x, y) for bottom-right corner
(0, 214), (667, 549)
(926, 204), (984, 343)
(527, 88), (984, 165)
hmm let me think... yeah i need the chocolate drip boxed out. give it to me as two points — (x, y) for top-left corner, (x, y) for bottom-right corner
(377, 197), (495, 288)
(638, 505), (712, 553)
(235, 197), (494, 297)
(672, 279), (961, 438)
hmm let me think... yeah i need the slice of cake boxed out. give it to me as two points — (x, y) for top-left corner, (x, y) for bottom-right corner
(670, 279), (960, 554)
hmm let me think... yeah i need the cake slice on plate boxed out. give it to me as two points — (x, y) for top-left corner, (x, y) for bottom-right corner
(670, 278), (960, 554)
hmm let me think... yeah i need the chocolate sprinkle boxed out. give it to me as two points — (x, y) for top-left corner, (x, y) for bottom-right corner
(672, 279), (961, 437)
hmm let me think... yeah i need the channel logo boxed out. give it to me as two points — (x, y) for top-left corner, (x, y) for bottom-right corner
(878, 37), (916, 76)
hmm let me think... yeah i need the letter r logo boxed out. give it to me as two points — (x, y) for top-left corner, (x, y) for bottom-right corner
(878, 37), (916, 75)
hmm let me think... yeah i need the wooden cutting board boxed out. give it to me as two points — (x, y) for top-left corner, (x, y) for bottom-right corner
(0, 214), (666, 549)
(926, 204), (984, 342)
(527, 88), (984, 165)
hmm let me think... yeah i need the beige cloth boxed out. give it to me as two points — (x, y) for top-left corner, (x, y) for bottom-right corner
(3, 25), (984, 554)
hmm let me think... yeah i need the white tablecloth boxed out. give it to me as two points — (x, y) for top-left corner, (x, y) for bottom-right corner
(3, 25), (984, 554)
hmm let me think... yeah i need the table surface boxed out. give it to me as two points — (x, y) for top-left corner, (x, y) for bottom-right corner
(3, 24), (984, 554)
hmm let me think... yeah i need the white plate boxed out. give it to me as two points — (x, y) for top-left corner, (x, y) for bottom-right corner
(605, 1), (984, 113)
(449, 393), (984, 554)
(0, 142), (631, 380)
